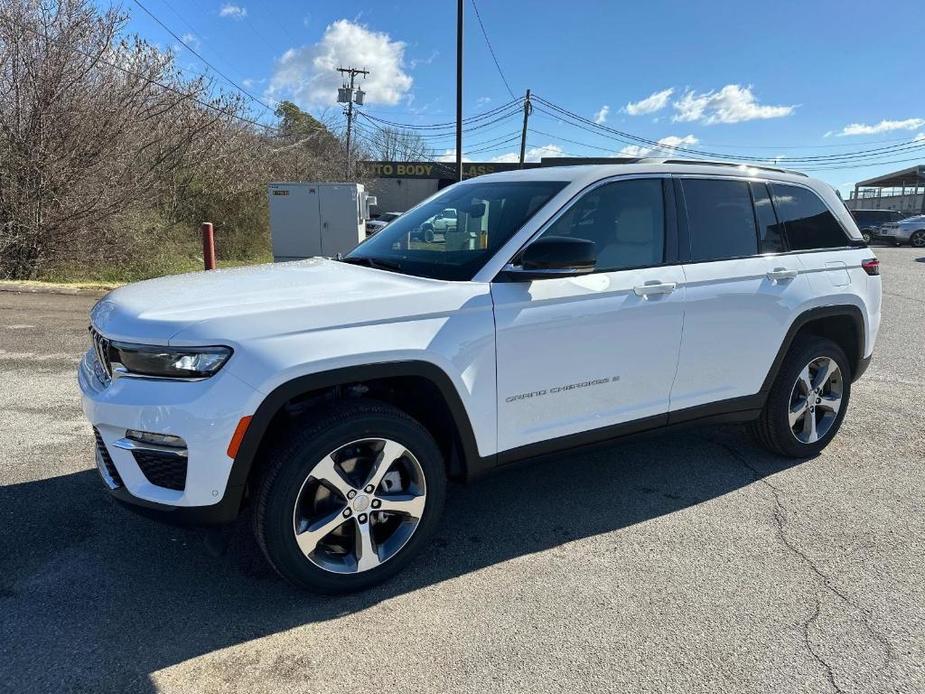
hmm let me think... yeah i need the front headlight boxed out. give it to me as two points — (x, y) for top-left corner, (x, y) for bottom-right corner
(110, 342), (232, 379)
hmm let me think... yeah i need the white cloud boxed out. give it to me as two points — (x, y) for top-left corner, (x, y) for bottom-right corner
(267, 19), (412, 107)
(476, 96), (492, 107)
(436, 148), (471, 163)
(915, 132), (925, 142)
(409, 49), (439, 70)
(618, 134), (699, 157)
(625, 88), (673, 116)
(834, 118), (925, 136)
(672, 84), (794, 124)
(219, 4), (247, 20)
(593, 105), (610, 124)
(486, 144), (566, 164)
(180, 32), (200, 49)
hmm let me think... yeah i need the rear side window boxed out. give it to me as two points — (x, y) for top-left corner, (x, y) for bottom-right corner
(681, 179), (758, 261)
(750, 182), (786, 254)
(771, 184), (848, 250)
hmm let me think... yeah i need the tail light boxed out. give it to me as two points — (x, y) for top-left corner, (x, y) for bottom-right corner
(861, 258), (880, 276)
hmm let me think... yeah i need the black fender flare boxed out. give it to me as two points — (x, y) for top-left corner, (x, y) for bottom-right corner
(759, 304), (866, 395)
(222, 361), (489, 514)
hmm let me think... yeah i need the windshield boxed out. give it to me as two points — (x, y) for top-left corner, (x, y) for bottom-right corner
(346, 180), (566, 280)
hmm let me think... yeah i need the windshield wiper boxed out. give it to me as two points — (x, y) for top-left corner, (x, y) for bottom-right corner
(338, 256), (403, 273)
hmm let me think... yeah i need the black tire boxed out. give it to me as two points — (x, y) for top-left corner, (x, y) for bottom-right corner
(422, 225), (435, 243)
(910, 230), (925, 248)
(861, 230), (871, 244)
(253, 399), (446, 593)
(750, 335), (851, 458)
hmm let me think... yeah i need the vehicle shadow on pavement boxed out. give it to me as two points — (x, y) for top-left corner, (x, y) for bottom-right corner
(0, 425), (803, 692)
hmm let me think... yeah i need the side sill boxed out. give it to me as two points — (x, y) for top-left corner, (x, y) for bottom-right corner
(495, 395), (763, 469)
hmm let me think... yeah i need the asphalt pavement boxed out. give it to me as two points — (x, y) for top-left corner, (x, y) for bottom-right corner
(1, 247), (923, 693)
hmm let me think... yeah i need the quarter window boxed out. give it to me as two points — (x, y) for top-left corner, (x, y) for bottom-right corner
(751, 182), (786, 254)
(538, 179), (665, 272)
(681, 179), (758, 261)
(771, 183), (848, 250)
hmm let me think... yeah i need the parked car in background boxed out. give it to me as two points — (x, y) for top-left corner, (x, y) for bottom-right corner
(414, 208), (457, 242)
(850, 209), (907, 243)
(366, 212), (402, 236)
(878, 214), (925, 247)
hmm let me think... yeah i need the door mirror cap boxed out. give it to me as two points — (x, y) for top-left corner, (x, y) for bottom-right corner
(503, 236), (597, 280)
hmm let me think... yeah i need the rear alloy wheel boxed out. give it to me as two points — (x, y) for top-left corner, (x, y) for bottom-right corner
(751, 336), (851, 458)
(254, 400), (446, 593)
(861, 230), (871, 244)
(910, 230), (925, 248)
(787, 357), (843, 445)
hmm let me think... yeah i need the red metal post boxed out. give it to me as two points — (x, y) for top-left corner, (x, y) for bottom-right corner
(201, 222), (216, 271)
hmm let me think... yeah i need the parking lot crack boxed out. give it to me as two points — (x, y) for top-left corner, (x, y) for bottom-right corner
(702, 435), (896, 685)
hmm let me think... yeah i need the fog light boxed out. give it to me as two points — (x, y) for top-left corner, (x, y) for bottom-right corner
(125, 429), (186, 449)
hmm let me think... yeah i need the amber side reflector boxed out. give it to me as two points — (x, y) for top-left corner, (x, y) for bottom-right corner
(227, 416), (253, 459)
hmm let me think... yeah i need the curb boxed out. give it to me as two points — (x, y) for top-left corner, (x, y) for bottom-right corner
(0, 282), (114, 297)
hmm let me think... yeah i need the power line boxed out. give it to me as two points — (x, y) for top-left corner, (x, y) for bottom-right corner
(531, 96), (925, 165)
(10, 15), (280, 133)
(359, 97), (523, 130)
(131, 0), (278, 114)
(470, 0), (515, 99)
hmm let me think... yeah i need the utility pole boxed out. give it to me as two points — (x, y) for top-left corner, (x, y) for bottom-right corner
(518, 89), (532, 168)
(337, 66), (369, 179)
(455, 0), (463, 182)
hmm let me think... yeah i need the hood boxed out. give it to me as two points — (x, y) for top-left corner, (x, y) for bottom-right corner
(91, 258), (481, 344)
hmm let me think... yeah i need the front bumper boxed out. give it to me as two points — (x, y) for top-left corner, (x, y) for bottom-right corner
(79, 349), (262, 524)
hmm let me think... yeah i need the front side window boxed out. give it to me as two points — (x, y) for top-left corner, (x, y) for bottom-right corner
(347, 180), (566, 280)
(681, 179), (758, 261)
(771, 183), (848, 250)
(537, 178), (665, 272)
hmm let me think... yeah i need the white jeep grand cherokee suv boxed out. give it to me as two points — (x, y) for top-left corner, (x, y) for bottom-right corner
(80, 161), (881, 593)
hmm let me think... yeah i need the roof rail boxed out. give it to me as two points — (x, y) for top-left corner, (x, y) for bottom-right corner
(638, 157), (809, 177)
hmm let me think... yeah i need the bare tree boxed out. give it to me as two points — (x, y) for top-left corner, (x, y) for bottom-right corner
(364, 125), (432, 162)
(0, 0), (258, 277)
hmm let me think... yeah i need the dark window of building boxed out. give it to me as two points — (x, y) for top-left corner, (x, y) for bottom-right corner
(751, 182), (786, 253)
(539, 178), (665, 272)
(771, 184), (848, 250)
(681, 179), (758, 261)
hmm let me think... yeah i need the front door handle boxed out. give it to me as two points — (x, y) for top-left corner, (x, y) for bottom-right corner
(633, 281), (677, 297)
(767, 267), (798, 281)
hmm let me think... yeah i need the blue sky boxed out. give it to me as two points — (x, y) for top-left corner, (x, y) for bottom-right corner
(122, 0), (925, 194)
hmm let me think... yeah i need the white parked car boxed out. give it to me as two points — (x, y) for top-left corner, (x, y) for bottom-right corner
(80, 161), (881, 593)
(878, 214), (925, 247)
(365, 211), (402, 236)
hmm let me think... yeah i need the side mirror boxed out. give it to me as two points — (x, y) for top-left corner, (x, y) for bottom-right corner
(503, 236), (596, 280)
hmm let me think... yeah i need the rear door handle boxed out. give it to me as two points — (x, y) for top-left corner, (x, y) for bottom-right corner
(767, 267), (798, 281)
(633, 281), (677, 297)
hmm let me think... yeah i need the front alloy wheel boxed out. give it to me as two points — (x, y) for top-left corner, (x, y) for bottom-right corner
(788, 357), (843, 444)
(910, 230), (925, 248)
(292, 438), (427, 574)
(254, 400), (446, 593)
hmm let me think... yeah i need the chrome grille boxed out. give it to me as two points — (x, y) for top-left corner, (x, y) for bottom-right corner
(89, 326), (113, 384)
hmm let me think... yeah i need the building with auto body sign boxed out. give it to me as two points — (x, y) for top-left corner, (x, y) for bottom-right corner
(360, 158), (632, 213)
